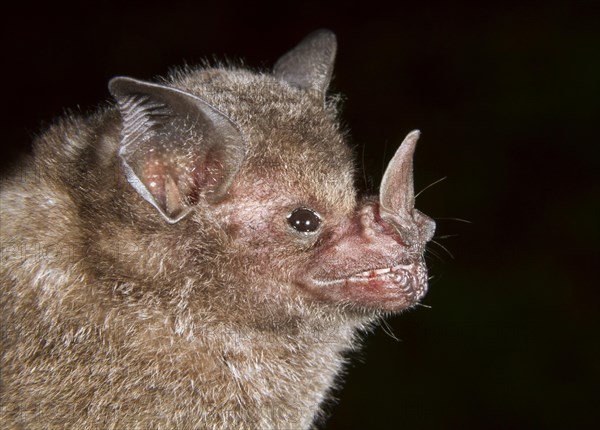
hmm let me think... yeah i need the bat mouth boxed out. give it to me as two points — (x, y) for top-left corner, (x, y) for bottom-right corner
(307, 260), (429, 311)
(348, 262), (417, 283)
(344, 262), (428, 299)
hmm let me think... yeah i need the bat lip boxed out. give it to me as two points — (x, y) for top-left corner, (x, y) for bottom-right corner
(305, 260), (429, 311)
(313, 261), (420, 285)
(345, 262), (415, 282)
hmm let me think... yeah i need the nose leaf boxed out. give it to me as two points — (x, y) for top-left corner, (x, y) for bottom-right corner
(380, 130), (419, 215)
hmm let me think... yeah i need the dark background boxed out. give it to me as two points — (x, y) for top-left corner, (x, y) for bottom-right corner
(2, 1), (598, 428)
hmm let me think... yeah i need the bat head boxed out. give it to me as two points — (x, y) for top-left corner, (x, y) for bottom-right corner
(108, 30), (435, 317)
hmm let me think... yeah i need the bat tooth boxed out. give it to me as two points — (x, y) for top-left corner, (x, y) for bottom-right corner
(391, 263), (413, 272)
(373, 267), (391, 275)
(352, 267), (392, 278)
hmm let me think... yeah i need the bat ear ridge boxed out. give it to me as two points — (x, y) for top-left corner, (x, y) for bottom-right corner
(273, 29), (337, 96)
(109, 77), (246, 224)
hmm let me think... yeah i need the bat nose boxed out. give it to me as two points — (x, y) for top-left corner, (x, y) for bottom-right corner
(413, 209), (436, 243)
(377, 204), (436, 248)
(365, 202), (409, 246)
(357, 202), (414, 248)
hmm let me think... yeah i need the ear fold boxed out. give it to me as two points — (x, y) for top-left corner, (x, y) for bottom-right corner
(273, 29), (337, 96)
(109, 77), (246, 223)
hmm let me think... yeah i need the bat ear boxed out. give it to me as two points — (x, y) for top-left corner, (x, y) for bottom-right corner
(273, 29), (337, 96)
(109, 77), (246, 224)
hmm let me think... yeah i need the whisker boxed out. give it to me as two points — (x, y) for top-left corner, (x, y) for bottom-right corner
(361, 143), (369, 192)
(381, 140), (390, 179)
(415, 303), (432, 309)
(416, 176), (447, 198)
(378, 318), (400, 341)
(430, 239), (454, 259)
(434, 234), (459, 240)
(426, 247), (446, 263)
(435, 217), (472, 224)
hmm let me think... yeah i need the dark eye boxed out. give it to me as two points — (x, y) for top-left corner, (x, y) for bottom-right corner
(287, 208), (321, 233)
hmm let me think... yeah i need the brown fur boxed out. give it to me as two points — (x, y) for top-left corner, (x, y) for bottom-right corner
(1, 31), (434, 429)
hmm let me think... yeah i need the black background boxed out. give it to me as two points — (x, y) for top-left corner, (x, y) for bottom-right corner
(2, 1), (598, 428)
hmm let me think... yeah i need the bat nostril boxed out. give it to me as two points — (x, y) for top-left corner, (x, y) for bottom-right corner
(359, 203), (411, 246)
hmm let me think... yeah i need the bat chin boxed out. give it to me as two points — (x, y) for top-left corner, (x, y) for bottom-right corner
(301, 261), (429, 312)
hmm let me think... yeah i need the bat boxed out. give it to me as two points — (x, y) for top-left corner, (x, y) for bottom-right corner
(0, 29), (435, 429)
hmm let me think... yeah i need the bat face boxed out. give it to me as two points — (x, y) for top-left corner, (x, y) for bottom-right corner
(294, 199), (435, 312)
(218, 131), (435, 314)
(107, 30), (435, 316)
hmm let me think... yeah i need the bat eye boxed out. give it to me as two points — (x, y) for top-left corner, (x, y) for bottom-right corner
(287, 208), (321, 233)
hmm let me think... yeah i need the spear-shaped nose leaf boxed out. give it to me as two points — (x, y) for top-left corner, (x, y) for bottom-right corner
(380, 130), (420, 215)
